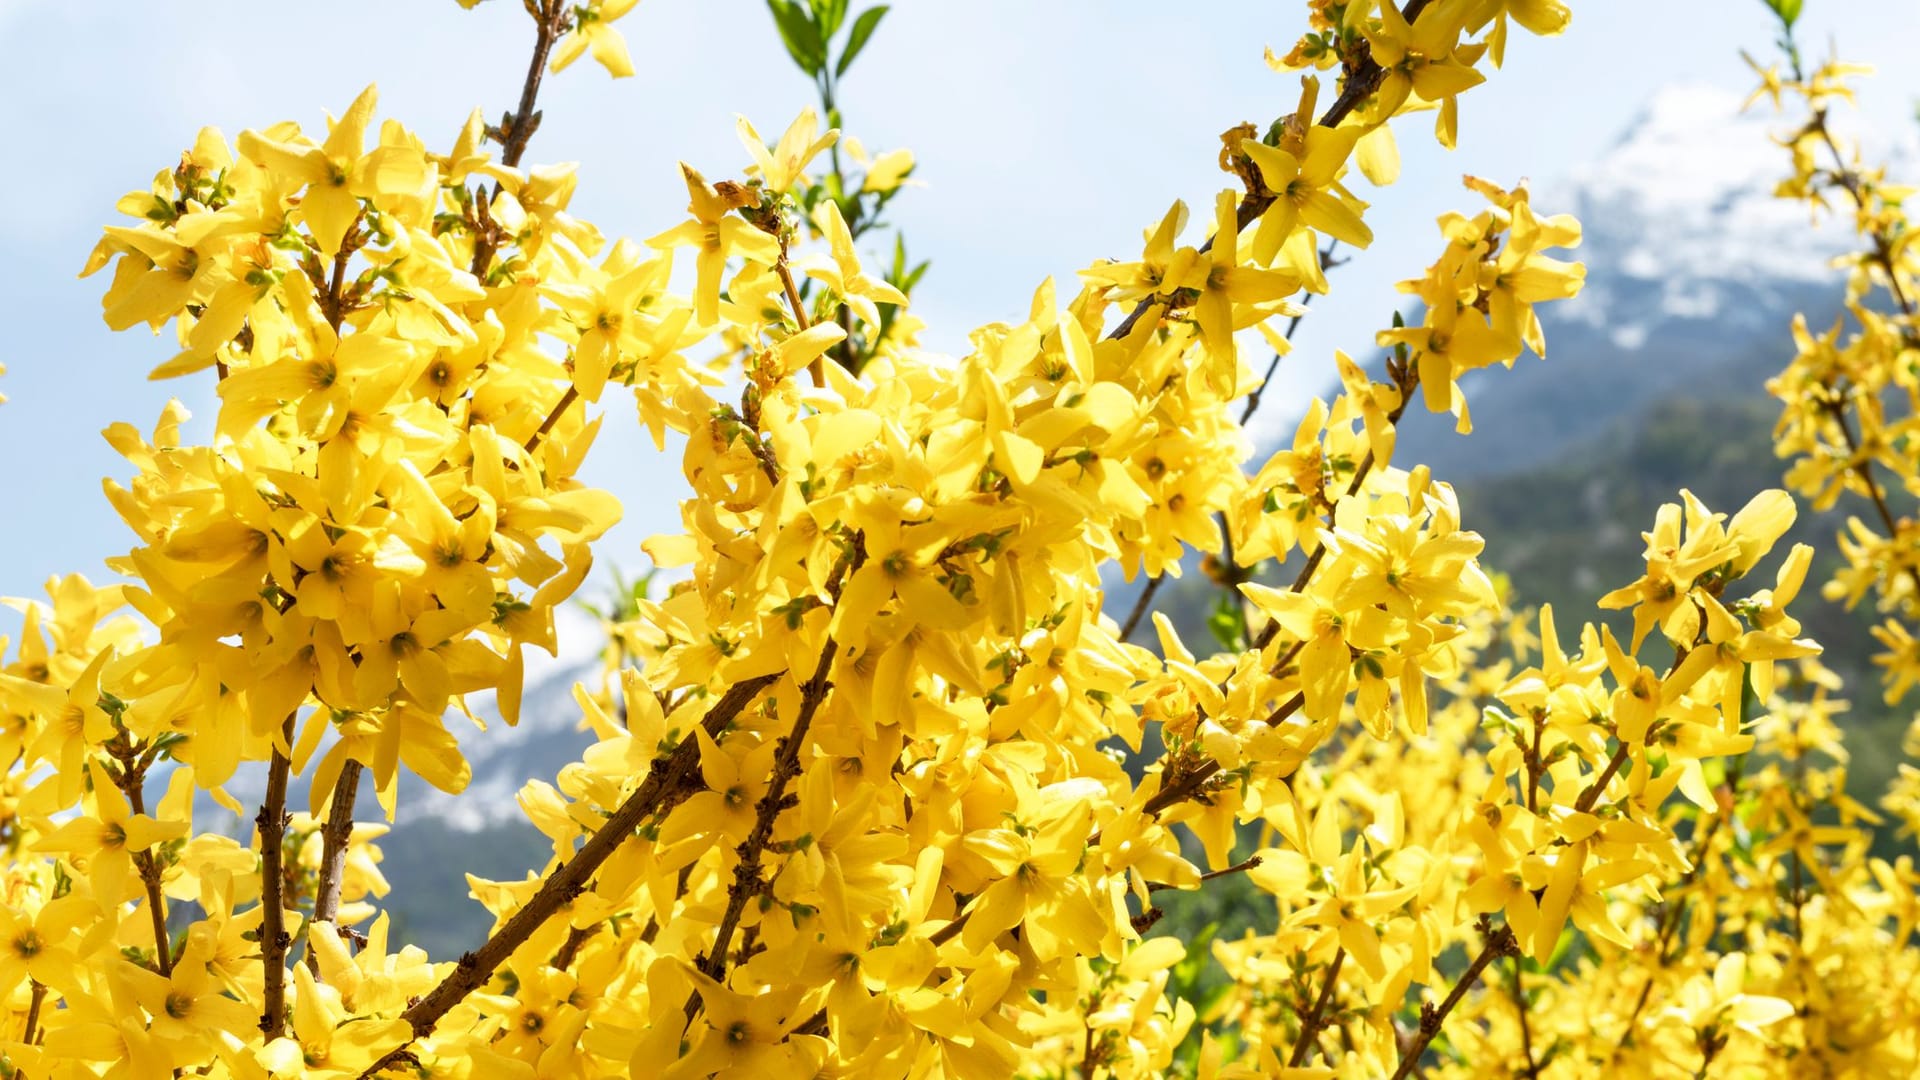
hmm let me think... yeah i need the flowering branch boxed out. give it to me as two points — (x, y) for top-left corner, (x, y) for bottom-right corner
(356, 671), (782, 1075)
(1387, 920), (1517, 1080)
(685, 637), (840, 1021)
(1106, 0), (1432, 343)
(1288, 945), (1346, 1068)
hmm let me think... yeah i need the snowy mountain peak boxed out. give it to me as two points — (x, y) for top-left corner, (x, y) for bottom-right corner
(1554, 83), (1842, 289)
(1569, 85), (1781, 213)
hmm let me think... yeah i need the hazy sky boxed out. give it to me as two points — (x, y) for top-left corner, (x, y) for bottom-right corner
(2, 0), (1917, 640)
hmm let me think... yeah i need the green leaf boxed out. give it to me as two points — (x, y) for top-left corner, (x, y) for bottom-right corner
(1544, 924), (1576, 971)
(835, 5), (888, 78)
(1205, 590), (1249, 651)
(766, 0), (825, 75)
(808, 0), (849, 39)
(1164, 923), (1219, 1000)
(885, 234), (928, 295)
(1764, 0), (1802, 27)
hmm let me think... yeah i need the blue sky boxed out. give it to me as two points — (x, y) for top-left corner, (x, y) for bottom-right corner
(2, 0), (1917, 639)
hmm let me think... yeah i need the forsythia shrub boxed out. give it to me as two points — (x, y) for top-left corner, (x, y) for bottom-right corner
(0, 0), (1914, 1077)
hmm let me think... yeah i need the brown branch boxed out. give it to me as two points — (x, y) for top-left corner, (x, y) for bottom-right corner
(1240, 284), (1322, 427)
(552, 923), (598, 970)
(1117, 576), (1164, 644)
(22, 979), (45, 1047)
(1777, 48), (1920, 620)
(1288, 946), (1346, 1068)
(771, 237), (824, 388)
(1523, 708), (1547, 814)
(682, 547), (862, 1022)
(323, 251), (350, 330)
(354, 672), (782, 1076)
(1785, 46), (1916, 320)
(1026, 334), (1421, 961)
(1388, 921), (1516, 1080)
(1510, 953), (1539, 1080)
(1127, 855), (1269, 934)
(306, 759), (363, 975)
(103, 736), (176, 977)
(135, 854), (173, 974)
(256, 715), (296, 1038)
(523, 385), (578, 454)
(499, 3), (565, 170)
(1619, 807), (1733, 1042)
(469, 0), (573, 278)
(1128, 906), (1167, 935)
(1139, 763), (1226, 828)
(1825, 398), (1906, 539)
(684, 637), (839, 1024)
(928, 908), (966, 947)
(777, 259), (812, 335)
(935, 772), (1273, 947)
(1574, 743), (1630, 815)
(1137, 690), (1302, 820)
(1079, 1016), (1105, 1079)
(833, 301), (858, 374)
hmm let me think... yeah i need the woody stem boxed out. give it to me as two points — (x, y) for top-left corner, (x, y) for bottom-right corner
(256, 714), (296, 1038)
(307, 759), (364, 974)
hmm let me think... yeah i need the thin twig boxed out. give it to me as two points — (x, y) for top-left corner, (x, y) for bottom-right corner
(1147, 854), (1263, 893)
(1117, 576), (1164, 644)
(104, 738), (175, 977)
(1387, 923), (1516, 1080)
(1239, 287), (1320, 427)
(1511, 953), (1539, 1079)
(850, 0), (1439, 966)
(1780, 44), (1920, 611)
(1249, 358), (1418, 652)
(1574, 744), (1630, 815)
(1287, 946), (1346, 1067)
(23, 979), (45, 1046)
(1121, 255), (1331, 648)
(1079, 1017), (1105, 1079)
(1136, 690), (1302, 819)
(524, 385), (578, 453)
(772, 238), (823, 387)
(469, 0), (572, 278)
(499, 3), (565, 171)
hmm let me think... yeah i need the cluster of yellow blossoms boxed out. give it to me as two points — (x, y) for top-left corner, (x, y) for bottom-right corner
(1750, 22), (1920, 839)
(1, 0), (1915, 1077)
